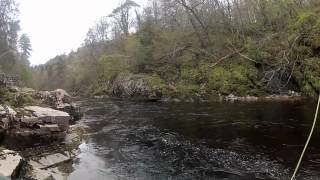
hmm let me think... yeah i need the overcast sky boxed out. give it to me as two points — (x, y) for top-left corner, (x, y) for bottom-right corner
(18, 0), (146, 65)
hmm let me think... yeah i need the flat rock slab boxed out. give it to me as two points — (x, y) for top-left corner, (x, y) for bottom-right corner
(0, 150), (23, 178)
(24, 106), (70, 130)
(30, 167), (66, 180)
(30, 152), (73, 169)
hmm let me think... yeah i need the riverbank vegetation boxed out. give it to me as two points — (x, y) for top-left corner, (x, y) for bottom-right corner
(28, 0), (320, 99)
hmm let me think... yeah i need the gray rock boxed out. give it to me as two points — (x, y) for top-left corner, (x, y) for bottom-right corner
(111, 73), (162, 100)
(29, 167), (66, 180)
(0, 150), (23, 178)
(172, 98), (181, 103)
(0, 105), (16, 117)
(39, 124), (61, 132)
(24, 106), (70, 131)
(56, 103), (82, 122)
(0, 118), (9, 129)
(21, 117), (41, 128)
(226, 94), (237, 101)
(7, 106), (16, 116)
(30, 152), (74, 169)
(4, 129), (67, 149)
(35, 89), (71, 108)
(0, 105), (6, 117)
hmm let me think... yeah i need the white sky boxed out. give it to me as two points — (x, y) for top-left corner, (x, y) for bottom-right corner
(18, 0), (146, 65)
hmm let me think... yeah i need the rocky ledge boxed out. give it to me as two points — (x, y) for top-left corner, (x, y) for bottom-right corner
(0, 87), (83, 179)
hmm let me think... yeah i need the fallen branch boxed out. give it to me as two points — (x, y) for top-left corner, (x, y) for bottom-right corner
(209, 48), (245, 68)
(158, 44), (191, 62)
(228, 44), (258, 63)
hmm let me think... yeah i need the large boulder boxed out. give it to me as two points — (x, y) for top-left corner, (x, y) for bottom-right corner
(0, 150), (23, 178)
(53, 89), (72, 109)
(35, 89), (71, 108)
(56, 103), (81, 122)
(111, 73), (163, 101)
(34, 89), (82, 121)
(0, 105), (17, 130)
(24, 106), (70, 131)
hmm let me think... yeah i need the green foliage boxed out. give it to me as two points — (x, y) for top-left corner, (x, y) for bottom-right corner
(206, 62), (260, 96)
(0, 87), (14, 105)
(294, 58), (320, 96)
(180, 67), (203, 84)
(175, 83), (200, 99)
(98, 55), (130, 81)
(290, 10), (320, 48)
(245, 38), (273, 64)
(15, 94), (34, 107)
(143, 74), (166, 91)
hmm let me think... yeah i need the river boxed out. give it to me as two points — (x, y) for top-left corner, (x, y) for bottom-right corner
(68, 98), (320, 180)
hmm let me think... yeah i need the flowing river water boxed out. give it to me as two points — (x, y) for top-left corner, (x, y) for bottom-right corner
(68, 98), (320, 180)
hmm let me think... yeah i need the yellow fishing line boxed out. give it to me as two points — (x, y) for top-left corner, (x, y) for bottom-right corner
(291, 94), (320, 180)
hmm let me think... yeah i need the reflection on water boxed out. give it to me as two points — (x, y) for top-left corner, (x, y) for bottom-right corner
(69, 142), (116, 180)
(68, 99), (320, 179)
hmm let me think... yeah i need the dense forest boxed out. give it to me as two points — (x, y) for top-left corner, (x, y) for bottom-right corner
(28, 0), (320, 99)
(0, 0), (32, 84)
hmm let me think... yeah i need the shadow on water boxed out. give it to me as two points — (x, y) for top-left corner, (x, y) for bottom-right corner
(69, 98), (320, 180)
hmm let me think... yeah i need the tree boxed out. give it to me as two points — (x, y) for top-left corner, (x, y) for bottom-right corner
(19, 34), (32, 58)
(0, 0), (20, 73)
(84, 17), (109, 45)
(109, 0), (140, 36)
(176, 0), (210, 46)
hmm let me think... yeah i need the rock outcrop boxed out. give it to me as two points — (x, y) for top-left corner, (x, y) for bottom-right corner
(35, 89), (71, 107)
(111, 73), (162, 101)
(35, 89), (81, 121)
(2, 106), (72, 149)
(0, 85), (83, 179)
(24, 106), (70, 131)
(0, 87), (82, 149)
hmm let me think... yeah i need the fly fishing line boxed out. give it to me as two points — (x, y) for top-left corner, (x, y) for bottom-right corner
(291, 94), (320, 180)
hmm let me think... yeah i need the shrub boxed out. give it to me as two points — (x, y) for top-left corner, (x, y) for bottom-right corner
(206, 62), (260, 96)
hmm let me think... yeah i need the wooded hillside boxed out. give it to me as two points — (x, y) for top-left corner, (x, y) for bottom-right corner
(32, 0), (320, 99)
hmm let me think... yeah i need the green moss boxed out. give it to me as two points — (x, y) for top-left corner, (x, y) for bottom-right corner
(15, 94), (34, 107)
(0, 87), (15, 106)
(0, 87), (36, 107)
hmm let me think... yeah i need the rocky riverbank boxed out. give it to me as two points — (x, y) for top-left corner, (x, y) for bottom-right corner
(90, 73), (306, 103)
(0, 86), (83, 179)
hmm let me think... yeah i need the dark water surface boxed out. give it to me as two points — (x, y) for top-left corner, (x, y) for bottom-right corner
(68, 99), (320, 180)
